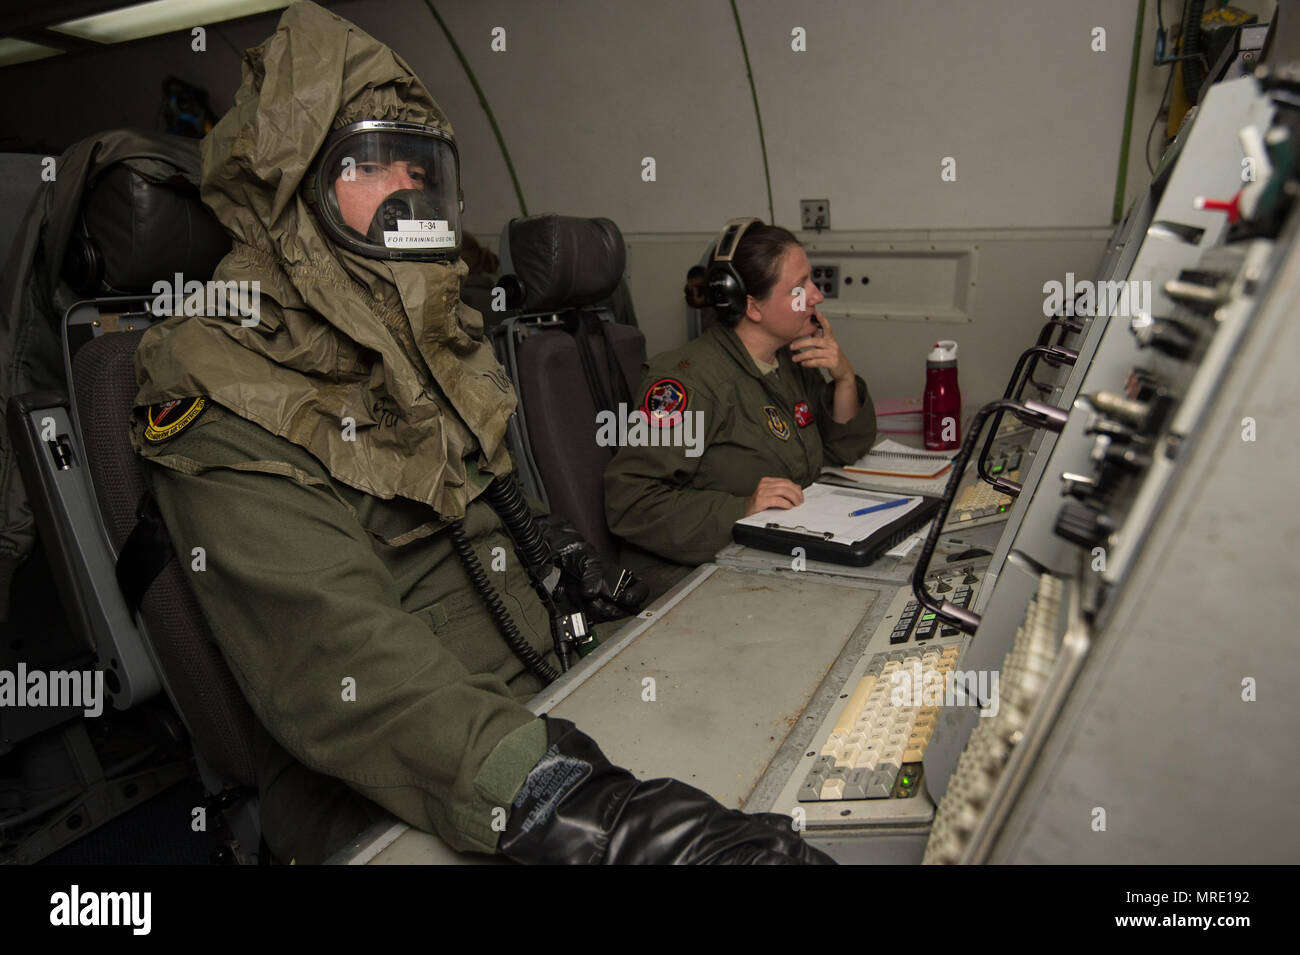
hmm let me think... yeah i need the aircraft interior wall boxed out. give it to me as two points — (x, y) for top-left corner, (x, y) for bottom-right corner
(4, 0), (1276, 402)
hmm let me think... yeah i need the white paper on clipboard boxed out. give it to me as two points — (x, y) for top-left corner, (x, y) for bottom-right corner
(733, 483), (924, 546)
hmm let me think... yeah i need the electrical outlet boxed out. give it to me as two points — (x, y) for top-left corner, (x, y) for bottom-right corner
(812, 264), (839, 298)
(801, 199), (830, 231)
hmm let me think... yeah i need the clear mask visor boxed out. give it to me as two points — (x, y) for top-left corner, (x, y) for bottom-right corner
(317, 123), (462, 260)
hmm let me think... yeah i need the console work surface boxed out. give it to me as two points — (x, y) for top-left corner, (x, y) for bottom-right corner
(545, 565), (882, 809)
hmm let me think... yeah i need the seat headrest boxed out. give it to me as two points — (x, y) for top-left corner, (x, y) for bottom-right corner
(63, 164), (230, 296)
(498, 214), (625, 311)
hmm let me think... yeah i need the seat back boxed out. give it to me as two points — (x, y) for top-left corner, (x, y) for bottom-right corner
(493, 215), (645, 559)
(73, 329), (256, 786)
(5, 130), (256, 787)
(515, 318), (644, 558)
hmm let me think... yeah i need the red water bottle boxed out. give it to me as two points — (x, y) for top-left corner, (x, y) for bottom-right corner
(924, 340), (960, 450)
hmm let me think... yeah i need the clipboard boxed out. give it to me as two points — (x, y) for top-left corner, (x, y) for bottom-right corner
(731, 483), (942, 566)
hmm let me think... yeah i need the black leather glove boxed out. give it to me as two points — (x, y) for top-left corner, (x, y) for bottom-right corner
(536, 515), (648, 622)
(498, 717), (835, 865)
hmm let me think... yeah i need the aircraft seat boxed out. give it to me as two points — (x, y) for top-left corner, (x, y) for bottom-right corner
(5, 132), (264, 861)
(492, 214), (646, 561)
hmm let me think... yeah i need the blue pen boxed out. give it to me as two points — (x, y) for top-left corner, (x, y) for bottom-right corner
(849, 497), (910, 517)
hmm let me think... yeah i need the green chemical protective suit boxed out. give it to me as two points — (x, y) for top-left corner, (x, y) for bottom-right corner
(129, 1), (555, 862)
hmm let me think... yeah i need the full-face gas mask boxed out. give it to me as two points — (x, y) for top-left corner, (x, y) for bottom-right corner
(309, 119), (464, 261)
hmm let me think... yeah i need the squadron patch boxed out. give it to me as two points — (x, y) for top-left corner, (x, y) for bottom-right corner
(763, 405), (790, 441)
(794, 400), (814, 428)
(644, 378), (688, 428)
(144, 396), (207, 443)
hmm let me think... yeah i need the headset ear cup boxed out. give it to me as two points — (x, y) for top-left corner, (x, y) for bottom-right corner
(706, 216), (761, 320)
(707, 262), (746, 318)
(61, 233), (103, 296)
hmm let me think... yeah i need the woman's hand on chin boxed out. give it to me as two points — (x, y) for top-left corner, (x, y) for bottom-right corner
(790, 311), (853, 382)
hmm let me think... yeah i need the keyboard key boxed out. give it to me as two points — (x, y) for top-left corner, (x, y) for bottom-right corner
(844, 768), (871, 799)
(867, 769), (896, 798)
(832, 675), (876, 735)
(821, 778), (845, 800)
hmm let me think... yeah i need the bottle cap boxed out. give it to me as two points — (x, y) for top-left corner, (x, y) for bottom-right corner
(927, 340), (958, 362)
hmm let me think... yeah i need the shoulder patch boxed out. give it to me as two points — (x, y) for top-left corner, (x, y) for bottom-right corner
(643, 378), (688, 428)
(794, 400), (814, 427)
(144, 396), (207, 443)
(763, 405), (790, 441)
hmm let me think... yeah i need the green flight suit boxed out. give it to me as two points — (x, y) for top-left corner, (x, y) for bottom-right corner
(140, 401), (555, 863)
(604, 323), (878, 566)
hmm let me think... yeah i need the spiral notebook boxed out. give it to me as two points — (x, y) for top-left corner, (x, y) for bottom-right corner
(822, 439), (956, 496)
(840, 439), (955, 479)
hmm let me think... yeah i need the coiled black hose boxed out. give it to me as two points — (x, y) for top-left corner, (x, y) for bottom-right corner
(447, 519), (559, 685)
(482, 476), (551, 567)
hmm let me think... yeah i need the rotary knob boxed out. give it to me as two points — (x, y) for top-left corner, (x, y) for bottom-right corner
(1101, 443), (1152, 473)
(1059, 471), (1099, 500)
(1054, 500), (1115, 548)
(1130, 314), (1196, 359)
(1162, 268), (1229, 313)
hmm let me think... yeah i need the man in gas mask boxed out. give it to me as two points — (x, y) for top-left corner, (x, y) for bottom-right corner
(130, 2), (829, 865)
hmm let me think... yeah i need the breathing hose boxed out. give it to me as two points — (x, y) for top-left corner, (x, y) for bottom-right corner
(447, 517), (559, 685)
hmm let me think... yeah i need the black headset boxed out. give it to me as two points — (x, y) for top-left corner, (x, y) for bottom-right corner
(706, 216), (762, 318)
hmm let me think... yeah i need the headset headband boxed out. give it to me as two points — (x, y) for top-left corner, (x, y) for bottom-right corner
(712, 217), (762, 265)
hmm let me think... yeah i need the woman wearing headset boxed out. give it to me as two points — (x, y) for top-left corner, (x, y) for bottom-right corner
(605, 218), (877, 566)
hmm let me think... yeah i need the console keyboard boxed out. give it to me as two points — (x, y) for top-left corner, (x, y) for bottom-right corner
(798, 644), (960, 803)
(947, 469), (1020, 526)
(773, 566), (984, 826)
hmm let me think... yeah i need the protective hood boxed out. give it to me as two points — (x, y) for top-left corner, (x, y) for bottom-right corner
(131, 0), (515, 520)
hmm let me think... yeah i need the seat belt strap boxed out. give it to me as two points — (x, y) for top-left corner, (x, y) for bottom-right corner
(115, 492), (176, 620)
